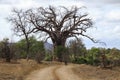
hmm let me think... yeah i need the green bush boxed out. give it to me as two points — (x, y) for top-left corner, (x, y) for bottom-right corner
(85, 56), (100, 65)
(44, 53), (52, 61)
(54, 46), (68, 62)
(71, 57), (87, 64)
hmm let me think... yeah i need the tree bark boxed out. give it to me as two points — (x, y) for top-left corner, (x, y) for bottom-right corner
(25, 34), (30, 61)
(52, 38), (66, 62)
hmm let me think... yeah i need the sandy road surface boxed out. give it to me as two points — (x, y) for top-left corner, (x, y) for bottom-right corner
(25, 65), (81, 80)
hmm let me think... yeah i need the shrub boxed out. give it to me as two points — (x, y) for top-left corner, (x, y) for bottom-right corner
(44, 53), (52, 61)
(35, 52), (45, 63)
(71, 57), (87, 64)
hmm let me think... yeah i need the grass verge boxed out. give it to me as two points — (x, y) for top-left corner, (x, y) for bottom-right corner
(0, 59), (48, 80)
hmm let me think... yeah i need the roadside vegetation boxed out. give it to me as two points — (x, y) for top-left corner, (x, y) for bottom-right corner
(0, 36), (120, 67)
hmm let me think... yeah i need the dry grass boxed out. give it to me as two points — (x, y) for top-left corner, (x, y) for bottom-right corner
(72, 64), (120, 80)
(2, 59), (120, 80)
(0, 59), (48, 80)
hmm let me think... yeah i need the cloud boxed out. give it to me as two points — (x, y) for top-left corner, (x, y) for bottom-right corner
(105, 10), (120, 22)
(0, 0), (20, 4)
(113, 26), (120, 36)
(87, 0), (120, 4)
(51, 0), (85, 7)
(83, 25), (120, 49)
(0, 0), (40, 9)
(101, 0), (120, 4)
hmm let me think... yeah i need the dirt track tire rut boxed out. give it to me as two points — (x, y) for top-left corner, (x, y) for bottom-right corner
(25, 65), (81, 80)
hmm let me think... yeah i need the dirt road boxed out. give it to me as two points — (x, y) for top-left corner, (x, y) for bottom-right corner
(25, 65), (81, 80)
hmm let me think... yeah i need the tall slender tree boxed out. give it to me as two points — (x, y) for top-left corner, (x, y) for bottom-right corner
(7, 9), (35, 60)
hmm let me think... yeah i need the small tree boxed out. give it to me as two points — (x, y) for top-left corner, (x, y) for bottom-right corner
(68, 39), (86, 63)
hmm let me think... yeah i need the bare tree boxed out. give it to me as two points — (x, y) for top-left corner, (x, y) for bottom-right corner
(7, 9), (35, 60)
(8, 6), (99, 61)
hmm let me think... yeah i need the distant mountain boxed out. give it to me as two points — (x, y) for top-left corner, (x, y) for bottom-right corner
(44, 42), (53, 51)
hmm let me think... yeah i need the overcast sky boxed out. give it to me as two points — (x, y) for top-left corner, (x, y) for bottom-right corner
(0, 0), (120, 49)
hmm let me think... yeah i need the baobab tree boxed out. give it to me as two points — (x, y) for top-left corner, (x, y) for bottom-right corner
(8, 6), (99, 61)
(25, 6), (97, 47)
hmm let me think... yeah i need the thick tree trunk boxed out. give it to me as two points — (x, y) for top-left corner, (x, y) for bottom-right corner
(52, 39), (66, 62)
